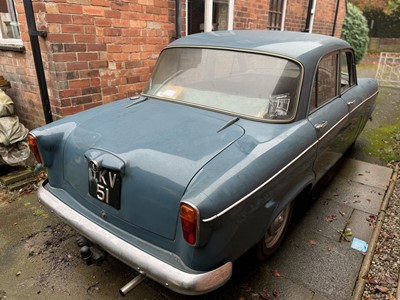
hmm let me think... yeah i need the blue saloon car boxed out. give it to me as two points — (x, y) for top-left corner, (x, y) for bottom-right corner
(28, 31), (378, 295)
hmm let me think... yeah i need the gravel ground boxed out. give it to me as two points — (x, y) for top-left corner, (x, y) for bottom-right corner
(362, 162), (400, 300)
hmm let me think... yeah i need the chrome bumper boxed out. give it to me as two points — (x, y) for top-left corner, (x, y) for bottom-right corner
(37, 182), (232, 295)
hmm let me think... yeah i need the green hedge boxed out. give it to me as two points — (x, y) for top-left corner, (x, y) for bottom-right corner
(341, 3), (369, 64)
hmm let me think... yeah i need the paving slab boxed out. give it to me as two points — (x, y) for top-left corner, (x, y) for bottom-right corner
(334, 158), (392, 189)
(321, 176), (385, 215)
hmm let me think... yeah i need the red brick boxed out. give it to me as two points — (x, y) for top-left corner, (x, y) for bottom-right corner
(65, 44), (87, 52)
(104, 28), (122, 36)
(48, 33), (75, 43)
(46, 14), (72, 24)
(78, 53), (99, 61)
(59, 89), (82, 98)
(69, 79), (90, 88)
(82, 6), (105, 16)
(53, 53), (77, 62)
(58, 4), (83, 14)
(89, 61), (108, 69)
(62, 24), (85, 33)
(95, 18), (112, 27)
(87, 43), (107, 51)
(105, 9), (122, 18)
(72, 15), (94, 25)
(74, 34), (97, 43)
(67, 61), (89, 71)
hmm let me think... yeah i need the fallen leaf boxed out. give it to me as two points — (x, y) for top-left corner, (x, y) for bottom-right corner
(308, 239), (317, 245)
(272, 289), (280, 297)
(240, 283), (252, 293)
(381, 232), (390, 239)
(325, 214), (337, 222)
(271, 269), (281, 277)
(376, 285), (389, 293)
(16, 271), (21, 276)
(259, 291), (270, 299)
(389, 293), (395, 300)
(368, 278), (379, 285)
(339, 211), (346, 216)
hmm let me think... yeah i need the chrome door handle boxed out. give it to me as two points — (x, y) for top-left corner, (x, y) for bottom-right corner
(347, 100), (356, 106)
(315, 121), (328, 130)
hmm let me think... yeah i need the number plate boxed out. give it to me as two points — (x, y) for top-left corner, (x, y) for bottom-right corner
(88, 165), (121, 209)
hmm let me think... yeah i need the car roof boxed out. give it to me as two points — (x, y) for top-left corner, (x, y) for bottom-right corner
(168, 30), (351, 63)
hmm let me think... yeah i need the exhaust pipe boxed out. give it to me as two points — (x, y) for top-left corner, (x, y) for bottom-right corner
(119, 273), (147, 296)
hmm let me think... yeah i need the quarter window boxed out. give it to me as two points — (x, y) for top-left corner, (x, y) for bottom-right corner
(0, 0), (20, 41)
(340, 51), (356, 92)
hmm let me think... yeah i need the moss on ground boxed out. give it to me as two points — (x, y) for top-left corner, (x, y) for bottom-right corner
(362, 123), (400, 163)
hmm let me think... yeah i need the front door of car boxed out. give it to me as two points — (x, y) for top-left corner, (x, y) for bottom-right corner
(308, 52), (349, 181)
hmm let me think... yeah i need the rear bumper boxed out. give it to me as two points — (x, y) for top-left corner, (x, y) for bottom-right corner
(37, 181), (232, 295)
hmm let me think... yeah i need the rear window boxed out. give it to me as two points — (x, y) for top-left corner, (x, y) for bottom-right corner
(144, 47), (302, 122)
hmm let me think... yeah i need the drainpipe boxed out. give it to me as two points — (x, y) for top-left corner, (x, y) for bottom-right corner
(23, 0), (53, 124)
(175, 0), (182, 39)
(304, 0), (317, 33)
(331, 0), (340, 36)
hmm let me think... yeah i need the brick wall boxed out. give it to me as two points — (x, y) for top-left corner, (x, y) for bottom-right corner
(285, 0), (346, 37)
(234, 0), (269, 30)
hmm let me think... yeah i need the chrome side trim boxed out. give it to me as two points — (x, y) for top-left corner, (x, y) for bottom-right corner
(203, 91), (378, 223)
(203, 140), (318, 222)
(37, 182), (232, 295)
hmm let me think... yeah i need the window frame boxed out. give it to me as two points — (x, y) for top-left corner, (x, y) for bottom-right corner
(0, 0), (23, 51)
(339, 49), (357, 93)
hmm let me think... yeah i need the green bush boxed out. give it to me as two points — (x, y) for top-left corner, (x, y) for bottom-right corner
(341, 3), (369, 64)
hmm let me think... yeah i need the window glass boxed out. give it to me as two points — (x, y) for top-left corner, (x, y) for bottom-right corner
(187, 0), (232, 34)
(144, 48), (302, 122)
(268, 0), (285, 30)
(0, 0), (20, 41)
(316, 53), (338, 106)
(340, 51), (355, 92)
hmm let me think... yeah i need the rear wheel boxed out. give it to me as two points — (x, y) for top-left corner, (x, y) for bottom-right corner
(257, 201), (293, 260)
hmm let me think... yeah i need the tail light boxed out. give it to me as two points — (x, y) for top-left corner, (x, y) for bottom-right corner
(28, 133), (42, 164)
(180, 203), (199, 245)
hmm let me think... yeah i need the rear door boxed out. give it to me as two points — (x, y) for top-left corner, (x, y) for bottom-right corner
(339, 50), (369, 139)
(308, 52), (349, 181)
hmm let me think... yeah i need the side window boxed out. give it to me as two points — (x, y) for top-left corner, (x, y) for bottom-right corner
(0, 0), (20, 41)
(310, 52), (339, 111)
(340, 51), (356, 92)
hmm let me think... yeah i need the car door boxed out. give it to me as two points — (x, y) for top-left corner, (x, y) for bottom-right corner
(308, 52), (349, 181)
(339, 50), (368, 140)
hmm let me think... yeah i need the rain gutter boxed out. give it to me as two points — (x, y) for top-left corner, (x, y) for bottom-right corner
(23, 0), (53, 124)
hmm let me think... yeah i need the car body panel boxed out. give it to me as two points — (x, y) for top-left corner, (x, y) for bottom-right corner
(30, 30), (378, 295)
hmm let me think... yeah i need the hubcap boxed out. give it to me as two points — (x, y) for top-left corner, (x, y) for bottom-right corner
(265, 205), (290, 248)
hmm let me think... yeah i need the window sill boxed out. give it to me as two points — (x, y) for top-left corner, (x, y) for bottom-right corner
(0, 43), (25, 53)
